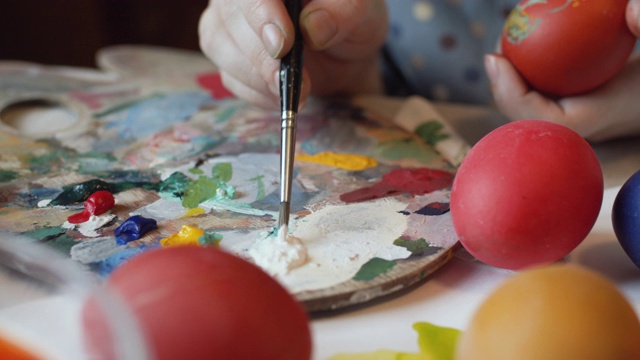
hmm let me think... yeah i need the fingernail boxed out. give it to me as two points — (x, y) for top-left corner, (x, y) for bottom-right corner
(484, 54), (499, 83)
(302, 9), (337, 49)
(269, 70), (280, 96)
(262, 23), (285, 58)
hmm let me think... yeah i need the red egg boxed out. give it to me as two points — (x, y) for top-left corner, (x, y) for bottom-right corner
(501, 0), (635, 97)
(83, 246), (312, 360)
(450, 120), (603, 270)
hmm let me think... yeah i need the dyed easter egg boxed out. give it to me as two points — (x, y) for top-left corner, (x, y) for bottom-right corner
(83, 246), (312, 360)
(612, 170), (640, 268)
(501, 0), (635, 97)
(450, 120), (603, 270)
(456, 264), (640, 360)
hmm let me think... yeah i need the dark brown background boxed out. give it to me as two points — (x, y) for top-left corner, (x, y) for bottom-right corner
(0, 0), (209, 67)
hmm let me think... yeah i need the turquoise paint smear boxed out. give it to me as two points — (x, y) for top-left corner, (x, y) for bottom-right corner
(249, 175), (266, 201)
(200, 197), (274, 217)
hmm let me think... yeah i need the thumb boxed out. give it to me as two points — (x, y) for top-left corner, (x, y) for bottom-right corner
(484, 53), (559, 121)
(627, 0), (640, 37)
(300, 0), (387, 51)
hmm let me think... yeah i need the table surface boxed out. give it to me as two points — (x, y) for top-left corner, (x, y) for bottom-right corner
(310, 100), (640, 359)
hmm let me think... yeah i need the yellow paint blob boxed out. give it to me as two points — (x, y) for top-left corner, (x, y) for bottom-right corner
(183, 207), (206, 218)
(296, 152), (378, 171)
(160, 225), (204, 247)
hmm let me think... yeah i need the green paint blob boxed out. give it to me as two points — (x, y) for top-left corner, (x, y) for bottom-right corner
(414, 120), (449, 146)
(50, 179), (147, 205)
(353, 257), (396, 281)
(182, 176), (218, 209)
(0, 170), (19, 183)
(212, 162), (232, 182)
(414, 322), (461, 360)
(330, 322), (462, 360)
(393, 237), (442, 256)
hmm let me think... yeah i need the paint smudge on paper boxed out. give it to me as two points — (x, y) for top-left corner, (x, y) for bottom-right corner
(353, 257), (396, 281)
(114, 215), (157, 245)
(340, 168), (453, 203)
(67, 190), (115, 224)
(296, 152), (378, 171)
(249, 225), (308, 277)
(329, 322), (462, 360)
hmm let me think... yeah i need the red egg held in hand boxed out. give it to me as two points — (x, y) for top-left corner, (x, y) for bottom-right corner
(83, 246), (312, 360)
(501, 0), (635, 97)
(450, 120), (603, 270)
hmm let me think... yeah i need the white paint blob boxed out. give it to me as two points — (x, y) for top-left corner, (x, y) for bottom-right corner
(222, 198), (412, 293)
(248, 225), (308, 277)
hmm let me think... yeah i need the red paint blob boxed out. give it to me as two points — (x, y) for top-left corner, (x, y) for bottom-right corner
(340, 168), (454, 203)
(67, 190), (115, 224)
(196, 72), (235, 100)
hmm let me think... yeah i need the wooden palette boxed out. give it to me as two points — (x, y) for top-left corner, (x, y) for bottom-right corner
(0, 46), (465, 313)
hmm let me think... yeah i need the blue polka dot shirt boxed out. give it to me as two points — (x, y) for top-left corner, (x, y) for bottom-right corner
(384, 0), (521, 105)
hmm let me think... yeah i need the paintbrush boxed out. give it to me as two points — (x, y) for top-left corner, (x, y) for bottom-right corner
(278, 0), (304, 230)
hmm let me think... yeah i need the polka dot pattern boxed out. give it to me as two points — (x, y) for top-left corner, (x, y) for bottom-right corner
(413, 1), (435, 22)
(384, 0), (523, 104)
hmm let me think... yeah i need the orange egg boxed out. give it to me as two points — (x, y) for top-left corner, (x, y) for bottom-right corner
(456, 264), (640, 360)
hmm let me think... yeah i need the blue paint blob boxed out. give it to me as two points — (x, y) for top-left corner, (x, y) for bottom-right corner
(91, 244), (159, 277)
(612, 170), (640, 268)
(114, 215), (158, 246)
